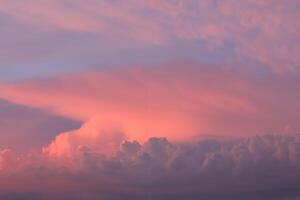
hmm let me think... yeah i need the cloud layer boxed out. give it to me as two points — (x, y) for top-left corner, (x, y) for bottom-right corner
(0, 0), (299, 74)
(0, 134), (300, 200)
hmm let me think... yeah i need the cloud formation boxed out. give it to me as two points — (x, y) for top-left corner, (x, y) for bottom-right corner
(0, 1), (299, 199)
(0, 134), (300, 200)
(1, 63), (300, 159)
(0, 0), (299, 72)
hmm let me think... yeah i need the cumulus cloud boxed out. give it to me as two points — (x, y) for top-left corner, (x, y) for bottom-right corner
(43, 117), (126, 157)
(0, 134), (300, 200)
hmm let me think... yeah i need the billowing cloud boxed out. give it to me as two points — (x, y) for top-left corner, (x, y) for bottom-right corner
(0, 134), (300, 199)
(43, 117), (126, 157)
(1, 63), (300, 157)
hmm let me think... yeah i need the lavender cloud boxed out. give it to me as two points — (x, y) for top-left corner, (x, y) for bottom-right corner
(1, 134), (300, 200)
(0, 0), (299, 73)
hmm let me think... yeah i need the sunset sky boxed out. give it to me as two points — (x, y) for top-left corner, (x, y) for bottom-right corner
(0, 0), (300, 199)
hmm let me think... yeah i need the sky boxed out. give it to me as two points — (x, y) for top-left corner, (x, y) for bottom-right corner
(0, 0), (300, 199)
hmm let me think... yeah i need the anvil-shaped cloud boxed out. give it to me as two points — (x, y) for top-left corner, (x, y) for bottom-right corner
(1, 63), (300, 157)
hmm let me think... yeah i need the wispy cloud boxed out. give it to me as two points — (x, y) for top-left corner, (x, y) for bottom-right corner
(0, 0), (299, 72)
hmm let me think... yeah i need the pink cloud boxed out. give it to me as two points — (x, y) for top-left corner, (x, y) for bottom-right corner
(0, 149), (14, 171)
(43, 117), (126, 157)
(1, 62), (300, 198)
(1, 63), (300, 157)
(0, 0), (299, 71)
(0, 1), (299, 198)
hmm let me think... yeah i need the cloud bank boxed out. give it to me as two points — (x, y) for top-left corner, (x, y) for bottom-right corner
(0, 134), (300, 200)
